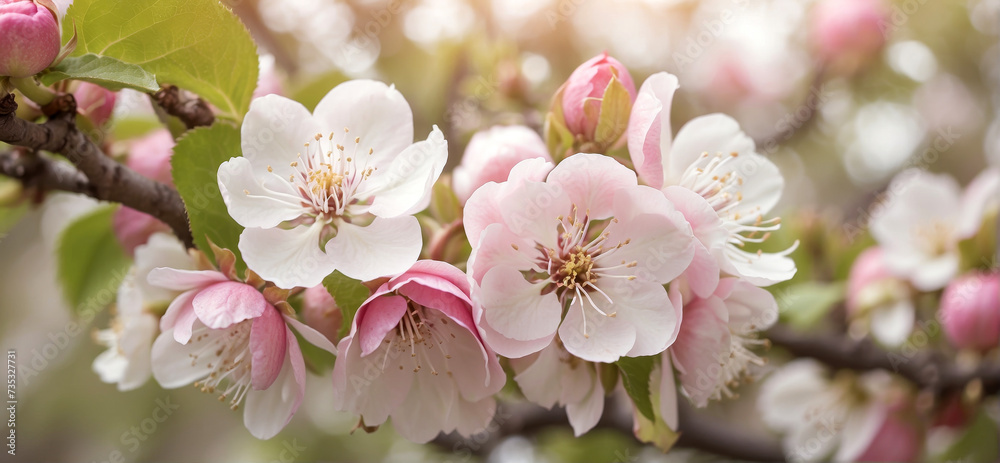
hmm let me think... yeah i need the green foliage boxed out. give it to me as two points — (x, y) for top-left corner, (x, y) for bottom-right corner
(430, 179), (462, 224)
(322, 271), (371, 339)
(57, 206), (131, 312)
(109, 116), (163, 141)
(633, 360), (680, 452)
(537, 428), (641, 463)
(170, 124), (245, 272)
(64, 0), (258, 120)
(932, 409), (1000, 463)
(776, 282), (846, 329)
(40, 54), (158, 92)
(616, 355), (656, 421)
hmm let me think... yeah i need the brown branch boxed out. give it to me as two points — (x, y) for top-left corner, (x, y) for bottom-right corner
(0, 148), (92, 195)
(0, 93), (194, 247)
(767, 324), (1000, 396)
(432, 398), (785, 462)
(153, 85), (215, 130)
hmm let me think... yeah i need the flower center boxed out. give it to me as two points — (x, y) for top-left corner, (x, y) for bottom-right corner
(554, 249), (596, 290)
(915, 221), (954, 256)
(189, 320), (253, 410)
(375, 301), (455, 377)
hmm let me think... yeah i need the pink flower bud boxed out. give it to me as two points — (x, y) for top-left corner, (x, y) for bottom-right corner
(73, 82), (117, 127)
(301, 285), (342, 344)
(811, 0), (887, 69)
(854, 405), (922, 463)
(846, 247), (893, 315)
(452, 125), (551, 204)
(940, 272), (1000, 351)
(125, 129), (175, 186)
(112, 206), (170, 256)
(560, 52), (637, 142)
(0, 0), (60, 78)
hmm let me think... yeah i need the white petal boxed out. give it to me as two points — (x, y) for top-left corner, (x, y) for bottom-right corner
(870, 300), (915, 348)
(603, 280), (679, 357)
(326, 216), (422, 282)
(757, 359), (830, 431)
(366, 126), (448, 217)
(958, 167), (1000, 238)
(239, 223), (336, 289)
(117, 314), (158, 391)
(834, 404), (888, 462)
(284, 315), (338, 355)
(480, 266), (562, 342)
(330, 335), (414, 425)
(667, 114), (755, 185)
(724, 246), (798, 287)
(150, 329), (209, 388)
(241, 94), (322, 180)
(909, 252), (959, 291)
(390, 370), (457, 443)
(512, 346), (562, 408)
(218, 156), (307, 229)
(559, 297), (637, 363)
(565, 375), (604, 437)
(312, 80), (415, 164)
(658, 355), (679, 430)
(146, 268), (227, 292)
(92, 347), (128, 385)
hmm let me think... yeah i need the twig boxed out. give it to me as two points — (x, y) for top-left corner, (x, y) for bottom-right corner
(152, 85), (215, 130)
(0, 93), (194, 247)
(766, 324), (1000, 396)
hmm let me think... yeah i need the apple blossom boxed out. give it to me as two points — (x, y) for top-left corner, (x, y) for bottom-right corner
(74, 82), (117, 127)
(870, 168), (998, 291)
(510, 342), (604, 436)
(465, 153), (696, 362)
(218, 80), (447, 288)
(452, 125), (551, 204)
(810, 0), (888, 71)
(559, 52), (637, 146)
(669, 277), (777, 407)
(0, 0), (60, 78)
(113, 206), (171, 256)
(940, 272), (1000, 352)
(846, 247), (914, 347)
(113, 129), (176, 254)
(93, 233), (195, 391)
(149, 252), (337, 439)
(331, 260), (504, 443)
(627, 72), (797, 293)
(758, 360), (920, 463)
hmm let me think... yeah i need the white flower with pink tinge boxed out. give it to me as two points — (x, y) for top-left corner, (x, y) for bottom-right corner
(628, 72), (797, 297)
(218, 80), (448, 289)
(452, 124), (551, 204)
(465, 154), (696, 363)
(667, 277), (778, 411)
(331, 261), (504, 443)
(510, 342), (605, 436)
(148, 266), (336, 439)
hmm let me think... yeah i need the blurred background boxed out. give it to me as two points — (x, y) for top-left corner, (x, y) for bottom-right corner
(1, 0), (998, 461)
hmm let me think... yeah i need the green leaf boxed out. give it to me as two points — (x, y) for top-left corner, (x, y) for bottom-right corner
(430, 178), (462, 224)
(775, 282), (845, 329)
(633, 359), (680, 452)
(57, 205), (131, 311)
(40, 54), (158, 92)
(616, 355), (657, 421)
(932, 409), (999, 463)
(593, 74), (632, 147)
(544, 84), (574, 162)
(64, 0), (258, 120)
(322, 271), (371, 339)
(171, 124), (244, 272)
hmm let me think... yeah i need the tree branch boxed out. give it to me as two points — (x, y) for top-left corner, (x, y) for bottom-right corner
(0, 93), (194, 247)
(0, 148), (92, 195)
(153, 85), (215, 130)
(767, 324), (1000, 396)
(432, 398), (785, 462)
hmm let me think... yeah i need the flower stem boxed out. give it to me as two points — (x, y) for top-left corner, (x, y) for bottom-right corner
(9, 77), (56, 106)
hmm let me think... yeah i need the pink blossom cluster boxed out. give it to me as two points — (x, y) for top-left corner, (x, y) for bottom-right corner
(91, 55), (798, 443)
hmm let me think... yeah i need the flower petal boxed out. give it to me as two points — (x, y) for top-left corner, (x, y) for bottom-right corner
(667, 114), (755, 186)
(243, 326), (306, 439)
(147, 268), (227, 292)
(312, 80), (415, 164)
(250, 305), (288, 390)
(479, 266), (562, 343)
(870, 300), (915, 348)
(365, 126), (448, 217)
(241, 95), (322, 180)
(670, 297), (730, 407)
(512, 346), (562, 408)
(565, 375), (604, 437)
(559, 297), (637, 363)
(218, 156), (308, 229)
(159, 289), (198, 343)
(193, 282), (268, 329)
(239, 223), (336, 289)
(545, 153), (638, 219)
(357, 294), (408, 357)
(326, 216), (422, 282)
(150, 329), (209, 388)
(330, 335), (414, 425)
(283, 315), (338, 355)
(604, 211), (695, 284)
(628, 72), (679, 189)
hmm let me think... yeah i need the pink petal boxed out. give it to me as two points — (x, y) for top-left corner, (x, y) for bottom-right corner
(358, 294), (408, 356)
(147, 268), (228, 292)
(670, 297), (730, 407)
(627, 72), (679, 189)
(545, 153), (639, 220)
(250, 305), (288, 390)
(242, 326), (306, 439)
(283, 315), (338, 355)
(192, 282), (268, 329)
(159, 289), (198, 343)
(480, 266), (562, 343)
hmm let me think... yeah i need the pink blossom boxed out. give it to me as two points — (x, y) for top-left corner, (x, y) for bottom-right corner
(811, 0), (888, 67)
(846, 247), (914, 347)
(510, 343), (604, 436)
(0, 0), (60, 78)
(668, 278), (777, 407)
(112, 206), (170, 257)
(940, 272), (1000, 352)
(465, 154), (695, 362)
(74, 82), (117, 127)
(302, 284), (342, 344)
(331, 261), (504, 443)
(853, 405), (922, 463)
(125, 129), (176, 186)
(149, 266), (336, 439)
(561, 52), (637, 141)
(452, 125), (551, 204)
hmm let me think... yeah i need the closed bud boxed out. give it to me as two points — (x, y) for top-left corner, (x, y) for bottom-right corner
(940, 272), (1000, 352)
(0, 0), (60, 78)
(559, 52), (636, 147)
(73, 82), (117, 127)
(810, 0), (888, 74)
(302, 285), (343, 344)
